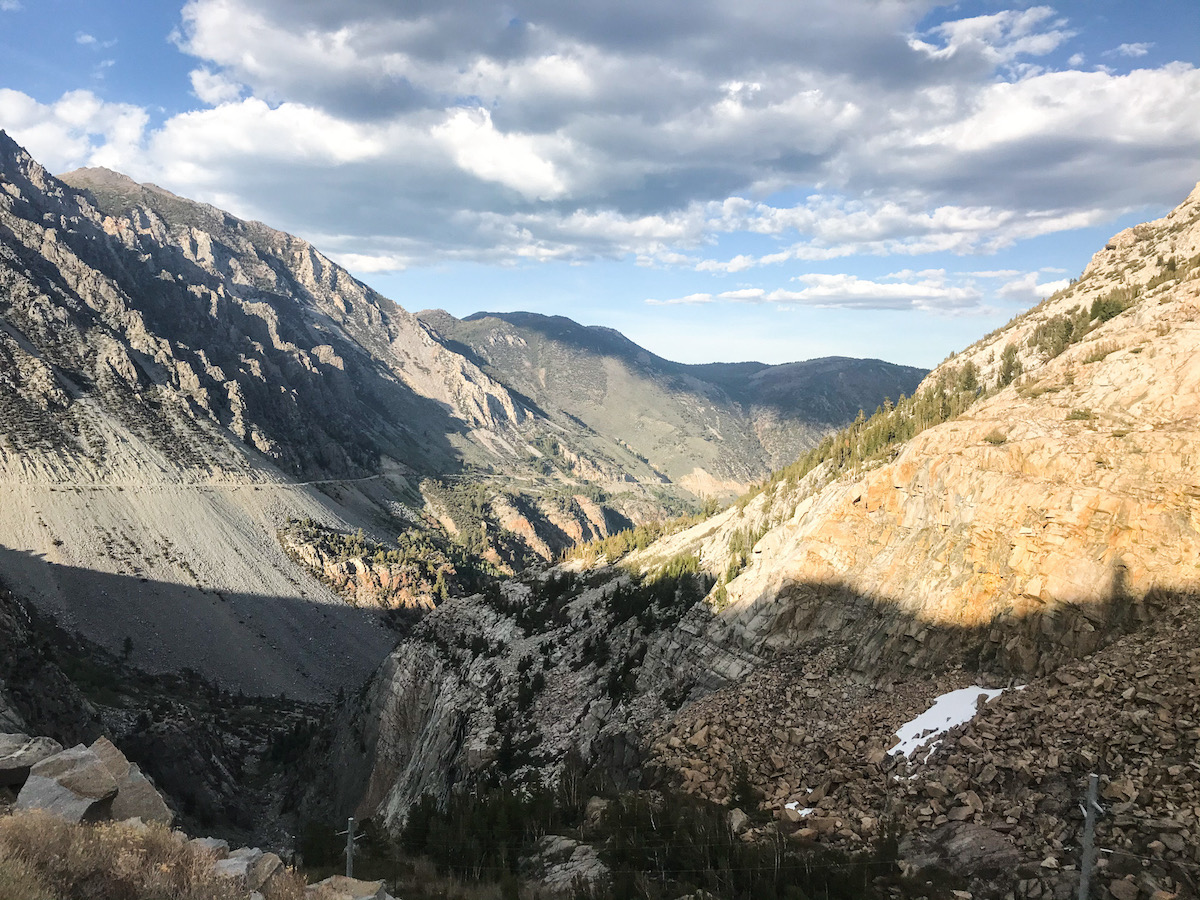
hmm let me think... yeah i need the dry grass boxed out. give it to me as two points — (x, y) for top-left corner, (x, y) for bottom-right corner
(0, 811), (308, 900)
(0, 851), (57, 900)
(982, 429), (1007, 445)
(1082, 341), (1117, 364)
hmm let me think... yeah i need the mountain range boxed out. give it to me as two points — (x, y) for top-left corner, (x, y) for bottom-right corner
(3, 124), (1199, 900)
(420, 308), (925, 495)
(0, 130), (919, 699)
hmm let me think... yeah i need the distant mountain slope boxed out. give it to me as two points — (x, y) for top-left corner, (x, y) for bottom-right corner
(0, 134), (564, 698)
(54, 164), (527, 480)
(419, 309), (926, 494)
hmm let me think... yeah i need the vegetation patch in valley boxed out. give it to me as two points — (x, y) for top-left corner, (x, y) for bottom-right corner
(279, 516), (499, 615)
(565, 498), (720, 566)
(296, 778), (907, 900)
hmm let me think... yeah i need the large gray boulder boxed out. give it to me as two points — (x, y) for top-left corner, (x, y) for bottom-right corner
(248, 852), (284, 893)
(89, 736), (174, 824)
(15, 744), (118, 822)
(210, 845), (285, 895)
(0, 733), (63, 787)
(213, 846), (264, 881)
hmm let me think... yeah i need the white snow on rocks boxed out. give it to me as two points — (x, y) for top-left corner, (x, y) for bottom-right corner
(890, 686), (1006, 761)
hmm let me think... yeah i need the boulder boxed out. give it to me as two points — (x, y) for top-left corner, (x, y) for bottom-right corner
(0, 733), (63, 787)
(728, 807), (750, 833)
(213, 846), (264, 881)
(900, 822), (1021, 877)
(305, 874), (389, 900)
(89, 737), (173, 824)
(15, 744), (118, 823)
(248, 852), (284, 893)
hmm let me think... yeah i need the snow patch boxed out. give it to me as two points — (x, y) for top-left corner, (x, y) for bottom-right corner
(784, 802), (814, 816)
(890, 686), (1006, 761)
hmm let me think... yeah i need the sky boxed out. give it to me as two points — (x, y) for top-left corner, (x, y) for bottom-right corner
(0, 1), (1197, 368)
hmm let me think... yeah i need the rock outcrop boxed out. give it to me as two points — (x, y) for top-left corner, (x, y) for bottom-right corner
(13, 735), (173, 826)
(16, 743), (119, 823)
(90, 736), (174, 825)
(521, 834), (610, 894)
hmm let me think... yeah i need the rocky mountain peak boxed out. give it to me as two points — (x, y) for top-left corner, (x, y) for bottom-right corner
(0, 128), (41, 180)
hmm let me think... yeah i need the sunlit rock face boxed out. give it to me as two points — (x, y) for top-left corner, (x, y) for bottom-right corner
(630, 182), (1200, 679)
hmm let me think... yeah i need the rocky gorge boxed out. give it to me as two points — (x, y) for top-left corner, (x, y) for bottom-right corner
(325, 182), (1200, 899)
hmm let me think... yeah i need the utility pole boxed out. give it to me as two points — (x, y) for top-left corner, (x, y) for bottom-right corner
(338, 817), (363, 879)
(1078, 774), (1102, 900)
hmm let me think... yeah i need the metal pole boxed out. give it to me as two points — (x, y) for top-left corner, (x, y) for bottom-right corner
(346, 817), (355, 879)
(1078, 774), (1099, 900)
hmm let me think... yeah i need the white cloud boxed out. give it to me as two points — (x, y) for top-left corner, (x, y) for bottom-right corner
(0, 89), (147, 172)
(998, 271), (1071, 303)
(189, 68), (244, 105)
(648, 273), (981, 312)
(1108, 42), (1153, 58)
(719, 288), (767, 301)
(432, 107), (567, 200)
(150, 99), (388, 169)
(690, 194), (1123, 273)
(5, 0), (1195, 276)
(645, 292), (715, 306)
(0, 1), (22, 10)
(326, 250), (412, 273)
(910, 7), (1074, 67)
(767, 273), (981, 311)
(75, 31), (116, 50)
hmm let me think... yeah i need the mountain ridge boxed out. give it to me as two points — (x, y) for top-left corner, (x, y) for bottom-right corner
(419, 307), (926, 492)
(0, 131), (925, 700)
